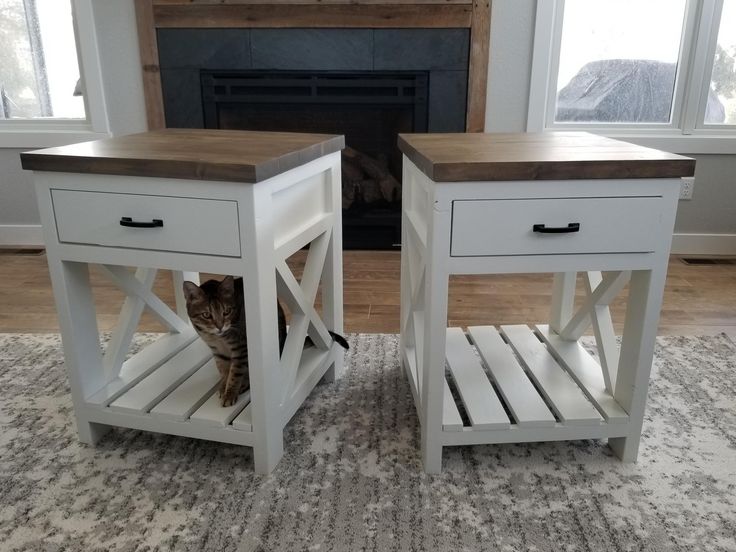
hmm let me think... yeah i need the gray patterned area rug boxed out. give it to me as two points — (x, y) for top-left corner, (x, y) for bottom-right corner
(1, 333), (735, 552)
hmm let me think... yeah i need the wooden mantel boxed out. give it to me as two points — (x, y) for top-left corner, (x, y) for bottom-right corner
(134, 0), (491, 132)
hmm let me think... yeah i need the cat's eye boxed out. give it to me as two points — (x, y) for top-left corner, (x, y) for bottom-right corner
(201, 312), (211, 319)
(223, 308), (232, 316)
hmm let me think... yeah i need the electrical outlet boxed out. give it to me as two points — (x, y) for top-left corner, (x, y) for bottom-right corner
(680, 177), (694, 200)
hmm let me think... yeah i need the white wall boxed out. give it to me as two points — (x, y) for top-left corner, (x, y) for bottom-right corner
(1, 0), (734, 252)
(485, 0), (537, 133)
(0, 149), (41, 245)
(88, 0), (147, 137)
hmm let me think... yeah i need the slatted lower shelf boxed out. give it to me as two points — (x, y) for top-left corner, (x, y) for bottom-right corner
(82, 331), (333, 445)
(439, 324), (630, 441)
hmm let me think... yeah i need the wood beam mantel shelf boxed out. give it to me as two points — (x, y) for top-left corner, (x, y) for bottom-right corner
(134, 0), (491, 131)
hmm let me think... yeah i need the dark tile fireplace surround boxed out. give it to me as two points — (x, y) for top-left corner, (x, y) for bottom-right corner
(158, 29), (469, 249)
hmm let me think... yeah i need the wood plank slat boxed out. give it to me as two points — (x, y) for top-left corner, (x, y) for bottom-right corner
(536, 325), (629, 424)
(467, 326), (555, 427)
(231, 403), (253, 431)
(501, 325), (603, 426)
(152, 4), (473, 28)
(442, 379), (464, 431)
(134, 0), (166, 130)
(398, 132), (696, 182)
(155, 0), (473, 4)
(189, 389), (251, 427)
(109, 337), (212, 413)
(86, 329), (197, 406)
(149, 358), (221, 420)
(445, 327), (510, 430)
(21, 129), (345, 184)
(466, 0), (491, 132)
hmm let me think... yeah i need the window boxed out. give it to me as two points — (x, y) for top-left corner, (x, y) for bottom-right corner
(556, 0), (687, 125)
(0, 0), (85, 120)
(706, 0), (736, 124)
(529, 0), (736, 152)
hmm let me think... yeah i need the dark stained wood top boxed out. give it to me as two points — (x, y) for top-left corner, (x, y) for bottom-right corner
(21, 129), (345, 183)
(398, 131), (695, 182)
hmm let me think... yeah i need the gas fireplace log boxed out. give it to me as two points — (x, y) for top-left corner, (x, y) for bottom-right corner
(341, 155), (365, 209)
(378, 176), (401, 203)
(343, 147), (401, 203)
(342, 155), (365, 183)
(342, 181), (356, 210)
(357, 179), (383, 205)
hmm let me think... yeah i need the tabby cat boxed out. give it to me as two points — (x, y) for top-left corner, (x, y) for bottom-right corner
(183, 276), (287, 407)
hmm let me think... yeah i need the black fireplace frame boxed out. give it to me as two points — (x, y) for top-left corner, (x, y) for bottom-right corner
(201, 70), (429, 133)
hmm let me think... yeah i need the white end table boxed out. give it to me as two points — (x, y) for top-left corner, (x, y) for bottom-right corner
(397, 131), (695, 473)
(22, 129), (345, 474)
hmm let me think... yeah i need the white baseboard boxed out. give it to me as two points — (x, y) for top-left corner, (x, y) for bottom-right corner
(0, 225), (44, 247)
(671, 233), (736, 256)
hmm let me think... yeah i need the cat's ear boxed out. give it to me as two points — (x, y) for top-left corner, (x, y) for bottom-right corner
(183, 281), (203, 302)
(220, 275), (235, 295)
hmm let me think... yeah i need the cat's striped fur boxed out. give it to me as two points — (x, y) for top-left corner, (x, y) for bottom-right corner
(182, 276), (286, 407)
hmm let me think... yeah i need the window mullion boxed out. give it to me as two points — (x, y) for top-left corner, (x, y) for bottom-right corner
(544, 0), (566, 131)
(682, 0), (722, 132)
(23, 0), (53, 117)
(527, 0), (562, 131)
(71, 0), (109, 134)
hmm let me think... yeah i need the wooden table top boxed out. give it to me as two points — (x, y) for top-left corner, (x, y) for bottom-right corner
(21, 129), (345, 183)
(398, 131), (695, 182)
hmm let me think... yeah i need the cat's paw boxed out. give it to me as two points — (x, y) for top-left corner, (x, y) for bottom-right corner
(221, 388), (239, 407)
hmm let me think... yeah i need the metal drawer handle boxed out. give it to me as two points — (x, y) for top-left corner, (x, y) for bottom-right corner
(119, 217), (164, 228)
(533, 222), (580, 234)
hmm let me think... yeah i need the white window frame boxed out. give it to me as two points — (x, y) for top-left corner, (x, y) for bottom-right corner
(528, 0), (736, 154)
(0, 0), (110, 148)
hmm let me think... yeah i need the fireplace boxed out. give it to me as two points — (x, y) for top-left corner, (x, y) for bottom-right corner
(157, 28), (470, 249)
(201, 70), (428, 249)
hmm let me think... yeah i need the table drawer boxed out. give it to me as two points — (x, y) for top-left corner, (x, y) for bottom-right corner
(51, 190), (241, 257)
(450, 197), (664, 257)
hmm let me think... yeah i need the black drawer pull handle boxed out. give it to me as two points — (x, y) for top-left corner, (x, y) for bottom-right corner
(533, 223), (580, 234)
(120, 217), (164, 228)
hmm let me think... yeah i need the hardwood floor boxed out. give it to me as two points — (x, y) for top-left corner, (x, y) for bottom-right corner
(1, 249), (734, 336)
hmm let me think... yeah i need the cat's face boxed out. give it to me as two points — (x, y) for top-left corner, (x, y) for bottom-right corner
(183, 276), (239, 336)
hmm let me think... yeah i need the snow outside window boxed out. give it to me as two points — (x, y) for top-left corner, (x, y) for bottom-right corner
(0, 0), (85, 120)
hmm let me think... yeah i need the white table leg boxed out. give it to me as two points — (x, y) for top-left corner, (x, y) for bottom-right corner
(322, 159), (344, 382)
(609, 264), (668, 461)
(420, 199), (452, 474)
(399, 209), (411, 374)
(550, 272), (577, 334)
(240, 185), (284, 474)
(46, 256), (110, 444)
